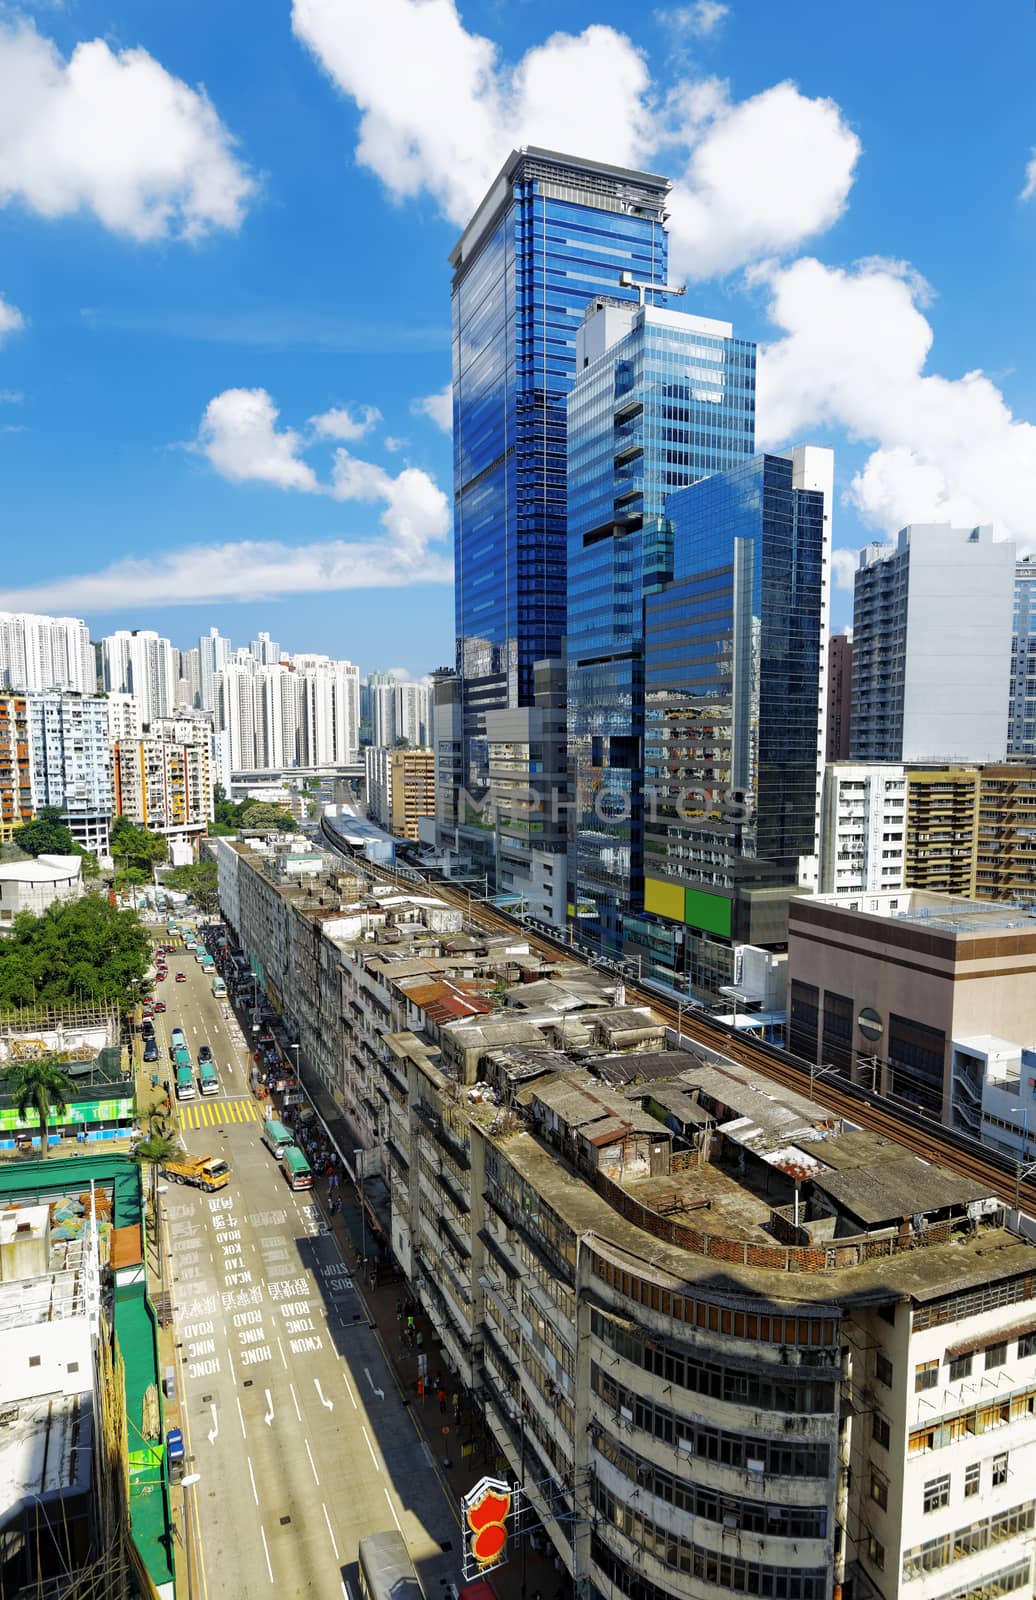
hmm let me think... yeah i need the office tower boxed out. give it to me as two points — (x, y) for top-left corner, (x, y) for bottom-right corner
(447, 148), (672, 870)
(198, 627), (232, 713)
(1009, 556), (1036, 755)
(826, 634), (853, 760)
(100, 629), (176, 726)
(0, 695), (33, 843)
(819, 764), (906, 894)
(251, 631), (281, 666)
(641, 448), (831, 997)
(0, 613), (94, 693)
(567, 299), (757, 952)
(395, 681), (429, 749)
(851, 525), (1014, 764)
(26, 691), (112, 854)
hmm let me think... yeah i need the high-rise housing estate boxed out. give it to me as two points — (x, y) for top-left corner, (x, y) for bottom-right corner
(394, 681), (429, 748)
(113, 728), (213, 845)
(100, 629), (177, 727)
(295, 657), (360, 765)
(0, 613), (94, 694)
(1009, 555), (1036, 755)
(0, 695), (33, 843)
(368, 672), (400, 749)
(198, 627), (231, 713)
(825, 633), (853, 760)
(641, 448), (832, 997)
(26, 691), (111, 854)
(567, 299), (757, 951)
(445, 147), (672, 874)
(851, 524), (1015, 763)
(251, 632), (281, 666)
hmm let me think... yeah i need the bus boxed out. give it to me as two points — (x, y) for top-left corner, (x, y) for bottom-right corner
(201, 953), (214, 972)
(261, 1119), (294, 1159)
(170, 1028), (186, 1053)
(167, 919), (178, 937)
(175, 1064), (196, 1101)
(198, 1060), (219, 1096)
(211, 975), (227, 999)
(357, 1533), (423, 1600)
(281, 1145), (313, 1191)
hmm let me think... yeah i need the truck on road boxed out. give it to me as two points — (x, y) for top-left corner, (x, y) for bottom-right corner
(160, 1155), (230, 1191)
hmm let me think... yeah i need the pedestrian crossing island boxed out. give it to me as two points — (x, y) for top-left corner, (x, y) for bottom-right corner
(178, 1097), (263, 1130)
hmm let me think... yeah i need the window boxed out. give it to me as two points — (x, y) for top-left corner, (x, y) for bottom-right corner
(867, 1534), (885, 1571)
(67, 1361), (79, 1374)
(949, 1353), (973, 1381)
(870, 1472), (888, 1510)
(986, 1342), (1008, 1371)
(1018, 1333), (1036, 1360)
(28, 1355), (40, 1368)
(924, 1475), (951, 1514)
(993, 1453), (1009, 1487)
(916, 1359), (940, 1393)
(965, 1463), (981, 1498)
(875, 1352), (893, 1388)
(872, 1412), (891, 1449)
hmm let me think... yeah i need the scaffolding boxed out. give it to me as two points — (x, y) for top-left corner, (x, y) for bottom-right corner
(0, 1004), (120, 1066)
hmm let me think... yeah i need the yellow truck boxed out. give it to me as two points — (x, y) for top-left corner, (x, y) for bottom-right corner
(160, 1155), (230, 1192)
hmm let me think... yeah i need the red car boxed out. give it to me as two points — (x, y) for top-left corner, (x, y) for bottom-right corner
(175, 973), (187, 983)
(154, 1000), (166, 1012)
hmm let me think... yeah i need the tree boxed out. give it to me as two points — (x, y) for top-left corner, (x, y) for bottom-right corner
(7, 1057), (75, 1159)
(132, 1124), (183, 1167)
(0, 896), (151, 1011)
(110, 818), (168, 876)
(163, 862), (219, 913)
(12, 808), (77, 858)
(238, 801), (296, 832)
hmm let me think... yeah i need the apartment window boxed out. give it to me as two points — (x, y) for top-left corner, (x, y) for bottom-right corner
(993, 1453), (1009, 1487)
(923, 1475), (950, 1513)
(1018, 1333), (1036, 1360)
(965, 1463), (981, 1498)
(875, 1353), (893, 1388)
(986, 1342), (1008, 1371)
(949, 1353), (973, 1381)
(916, 1359), (940, 1393)
(870, 1472), (888, 1510)
(872, 1412), (891, 1449)
(867, 1535), (885, 1571)
(28, 1355), (40, 1368)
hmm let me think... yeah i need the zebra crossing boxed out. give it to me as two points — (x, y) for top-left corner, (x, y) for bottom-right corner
(177, 1097), (262, 1130)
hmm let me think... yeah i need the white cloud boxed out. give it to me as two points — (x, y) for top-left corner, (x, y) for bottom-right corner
(331, 449), (450, 560)
(1023, 150), (1036, 201)
(291, 1), (859, 279)
(0, 20), (255, 240)
(0, 536), (453, 614)
(412, 383), (452, 432)
(383, 435), (407, 452)
(309, 403), (381, 441)
(198, 388), (321, 492)
(830, 548), (860, 591)
(755, 255), (1036, 542)
(0, 388), (23, 401)
(656, 3), (729, 39)
(0, 294), (25, 343)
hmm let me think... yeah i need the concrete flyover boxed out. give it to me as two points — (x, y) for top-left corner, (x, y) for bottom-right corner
(230, 764), (364, 784)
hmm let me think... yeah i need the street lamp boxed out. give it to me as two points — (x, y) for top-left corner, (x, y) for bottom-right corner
(354, 1148), (366, 1263)
(180, 1473), (201, 1600)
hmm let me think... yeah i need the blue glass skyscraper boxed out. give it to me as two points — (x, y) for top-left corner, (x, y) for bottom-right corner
(566, 300), (756, 952)
(445, 149), (670, 862)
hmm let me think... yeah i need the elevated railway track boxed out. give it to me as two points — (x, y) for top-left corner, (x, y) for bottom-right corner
(319, 815), (1036, 1215)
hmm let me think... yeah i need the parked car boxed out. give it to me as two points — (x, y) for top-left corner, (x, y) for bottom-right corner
(175, 972), (187, 983)
(154, 1001), (166, 1013)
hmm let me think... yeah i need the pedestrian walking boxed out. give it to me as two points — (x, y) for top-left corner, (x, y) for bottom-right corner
(395, 1298), (403, 1322)
(415, 1329), (423, 1352)
(438, 1386), (447, 1414)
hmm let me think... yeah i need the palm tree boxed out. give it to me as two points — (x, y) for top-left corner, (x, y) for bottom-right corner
(132, 1123), (183, 1166)
(8, 1057), (75, 1160)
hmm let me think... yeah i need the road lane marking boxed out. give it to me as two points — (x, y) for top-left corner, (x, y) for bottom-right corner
(305, 1438), (320, 1485)
(259, 1524), (273, 1583)
(341, 1371), (357, 1409)
(322, 1503), (340, 1562)
(361, 1425), (379, 1470)
(383, 1489), (403, 1533)
(247, 1457), (260, 1505)
(237, 1396), (247, 1438)
(277, 1338), (287, 1370)
(289, 1383), (302, 1421)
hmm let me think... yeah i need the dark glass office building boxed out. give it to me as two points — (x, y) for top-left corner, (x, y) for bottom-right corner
(642, 450), (830, 997)
(566, 302), (756, 952)
(447, 149), (670, 850)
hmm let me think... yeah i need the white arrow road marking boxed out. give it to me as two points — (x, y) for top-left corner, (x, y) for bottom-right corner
(364, 1368), (385, 1401)
(314, 1379), (333, 1411)
(264, 1390), (275, 1426)
(207, 1403), (219, 1445)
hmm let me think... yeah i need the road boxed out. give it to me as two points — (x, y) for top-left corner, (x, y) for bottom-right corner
(150, 935), (460, 1600)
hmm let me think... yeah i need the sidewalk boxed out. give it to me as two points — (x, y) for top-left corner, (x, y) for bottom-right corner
(258, 1065), (569, 1600)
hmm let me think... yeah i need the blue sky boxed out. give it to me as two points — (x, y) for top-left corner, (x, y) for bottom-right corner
(1, 0), (1035, 676)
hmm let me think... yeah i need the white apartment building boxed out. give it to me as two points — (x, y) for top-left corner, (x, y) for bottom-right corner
(0, 612), (94, 693)
(851, 525), (1015, 763)
(250, 631), (281, 665)
(105, 692), (142, 745)
(198, 627), (231, 713)
(100, 629), (177, 727)
(26, 691), (112, 854)
(395, 680), (429, 747)
(819, 763), (907, 894)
